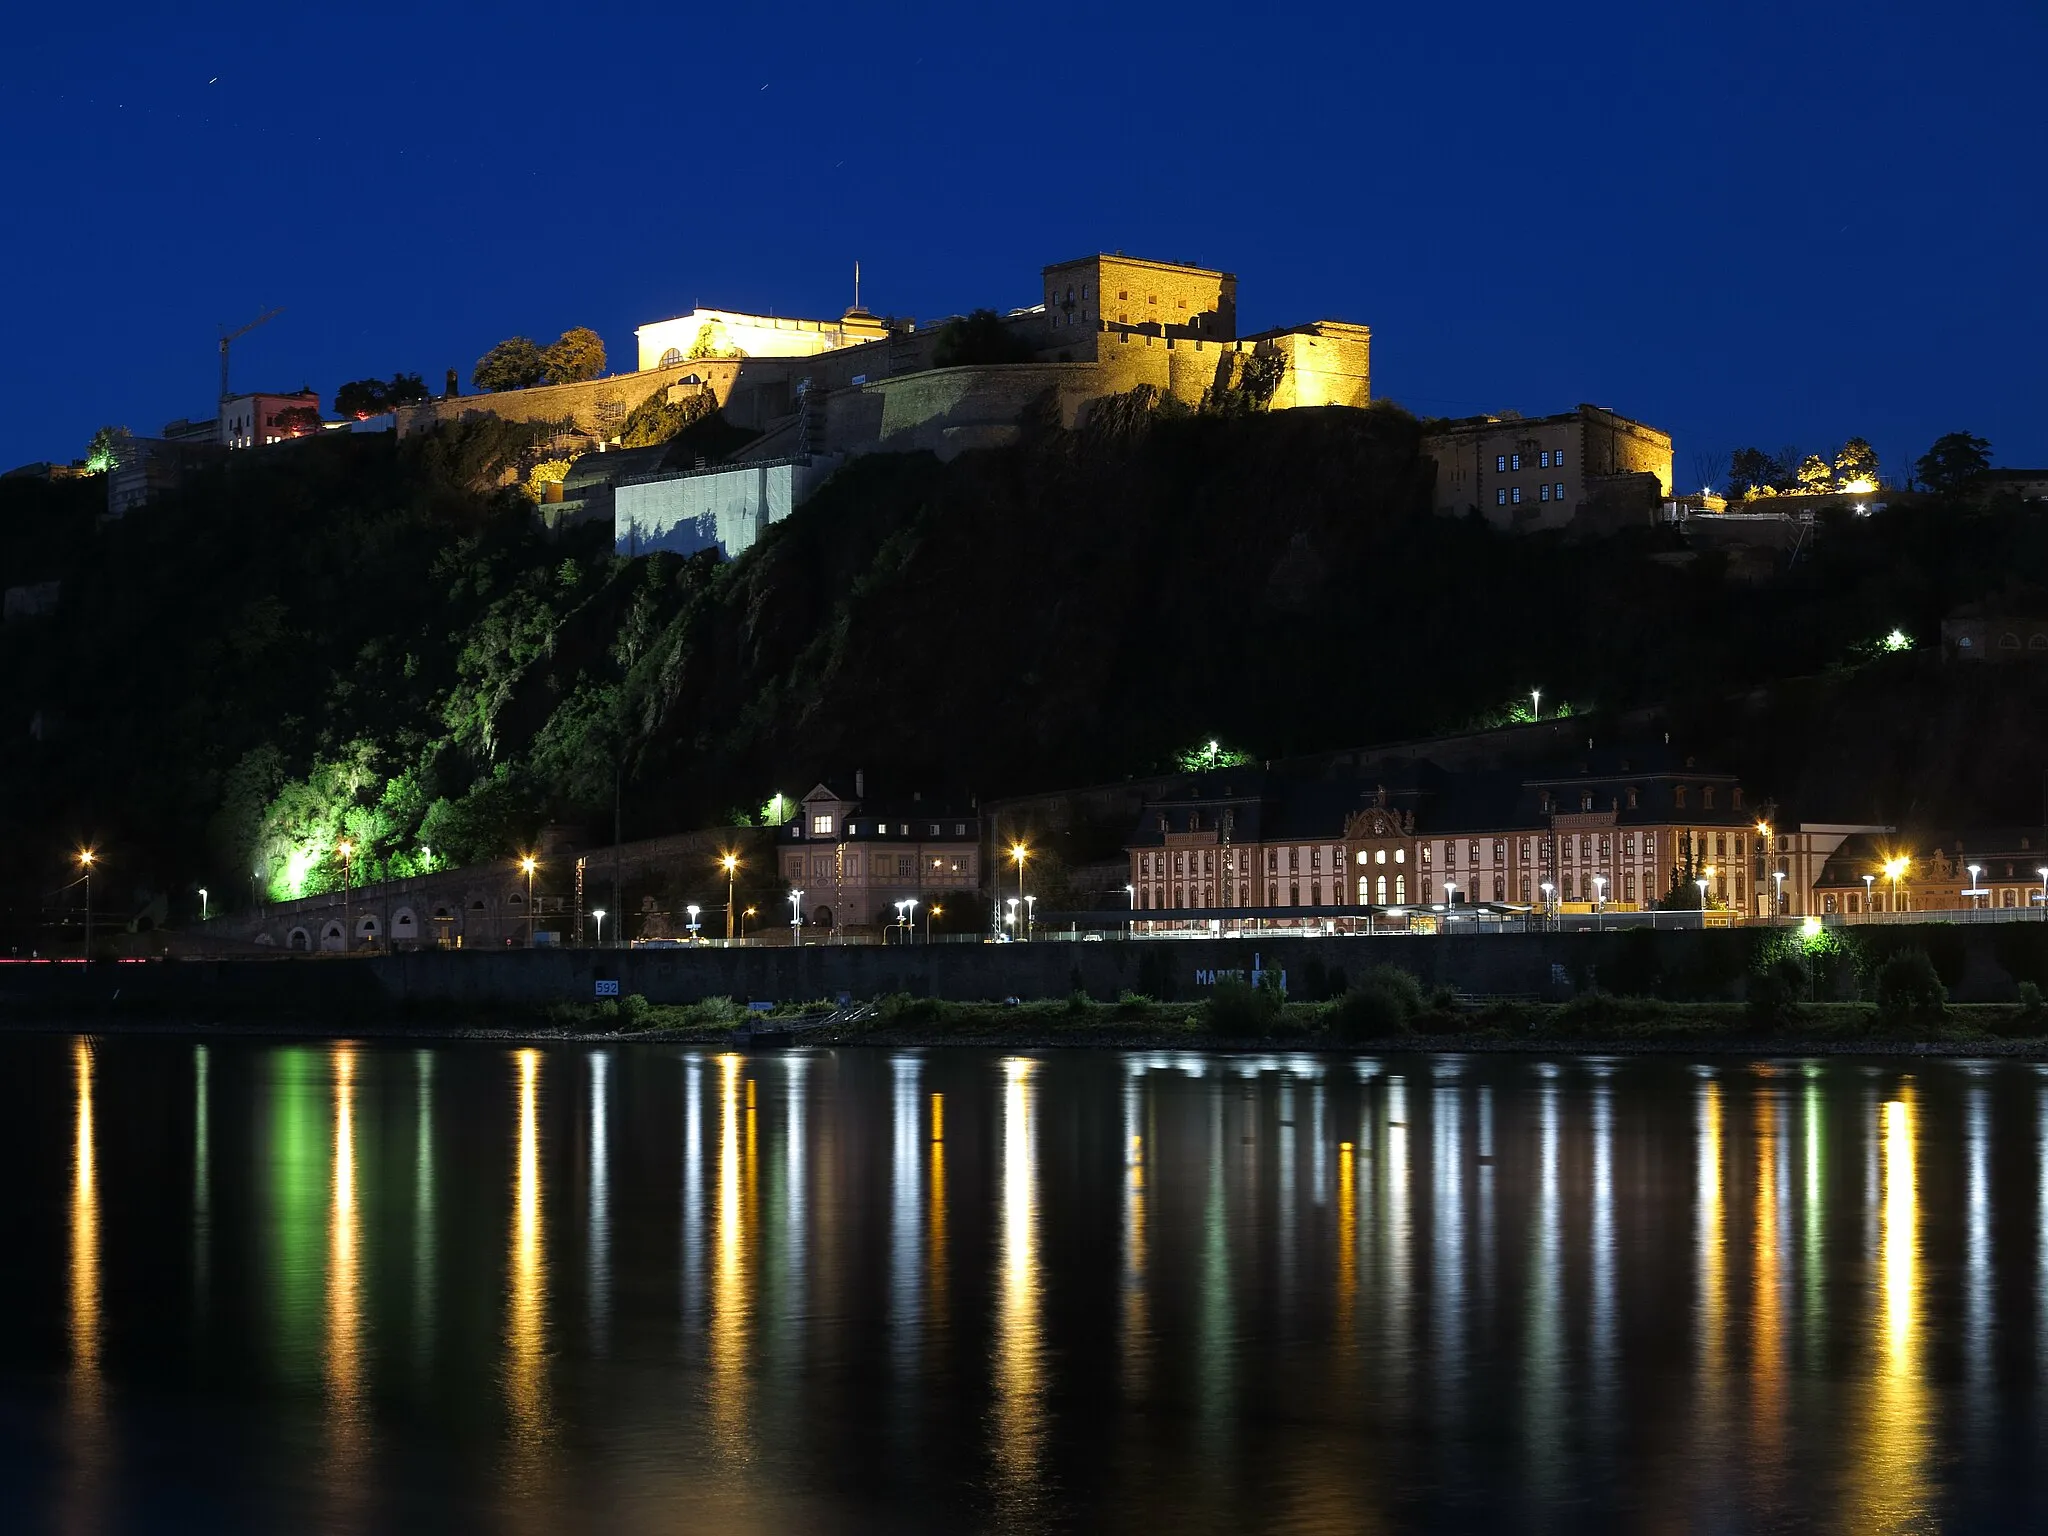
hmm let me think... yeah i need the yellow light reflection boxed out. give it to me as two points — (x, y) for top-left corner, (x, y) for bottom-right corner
(709, 1053), (752, 1457)
(1123, 1080), (1149, 1397)
(1697, 1078), (1727, 1455)
(1751, 1086), (1784, 1478)
(993, 1058), (1044, 1522)
(1854, 1093), (1930, 1530)
(67, 1038), (106, 1528)
(506, 1048), (551, 1472)
(1336, 1141), (1356, 1339)
(930, 1092), (949, 1328)
(325, 1048), (366, 1509)
(71, 1039), (101, 1380)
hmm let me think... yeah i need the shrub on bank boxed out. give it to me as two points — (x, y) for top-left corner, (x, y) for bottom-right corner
(1325, 965), (1426, 1042)
(1875, 949), (1947, 1030)
(1205, 976), (1283, 1037)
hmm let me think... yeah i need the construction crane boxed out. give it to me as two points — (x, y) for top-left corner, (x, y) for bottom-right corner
(218, 306), (283, 402)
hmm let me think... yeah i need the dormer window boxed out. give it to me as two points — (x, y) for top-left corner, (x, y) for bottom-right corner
(1731, 788), (1744, 811)
(1581, 793), (1594, 811)
(1674, 786), (1688, 809)
(1702, 787), (1716, 810)
(1539, 791), (1552, 813)
(811, 813), (834, 835)
(1626, 787), (1639, 809)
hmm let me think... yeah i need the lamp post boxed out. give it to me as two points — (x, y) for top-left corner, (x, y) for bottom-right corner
(790, 889), (804, 947)
(1593, 874), (1606, 930)
(1009, 843), (1030, 942)
(1005, 896), (1019, 940)
(1884, 856), (1909, 915)
(339, 840), (354, 952)
(1967, 864), (1984, 911)
(1023, 893), (1034, 941)
(720, 853), (739, 942)
(593, 907), (607, 947)
(1696, 876), (1709, 922)
(904, 896), (919, 944)
(1539, 881), (1553, 930)
(686, 904), (701, 941)
(1530, 687), (1542, 722)
(520, 854), (538, 947)
(1863, 873), (1876, 915)
(198, 887), (208, 923)
(926, 904), (940, 944)
(892, 899), (907, 944)
(78, 849), (95, 959)
(1771, 869), (1785, 923)
(1124, 883), (1135, 941)
(742, 906), (756, 941)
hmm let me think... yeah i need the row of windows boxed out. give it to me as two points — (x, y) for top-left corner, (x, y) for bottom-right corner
(1496, 449), (1568, 472)
(786, 854), (972, 879)
(807, 814), (970, 837)
(1499, 484), (1568, 505)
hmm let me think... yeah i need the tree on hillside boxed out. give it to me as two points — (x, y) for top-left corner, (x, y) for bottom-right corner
(541, 327), (606, 384)
(83, 425), (132, 475)
(1796, 454), (1834, 493)
(388, 372), (430, 408)
(1916, 431), (1991, 495)
(334, 378), (389, 418)
(1834, 437), (1879, 489)
(274, 405), (323, 438)
(933, 309), (1035, 368)
(1726, 447), (1776, 500)
(473, 337), (547, 393)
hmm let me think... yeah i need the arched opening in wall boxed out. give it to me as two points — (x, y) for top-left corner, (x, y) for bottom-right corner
(287, 928), (310, 951)
(393, 908), (417, 939)
(659, 347), (685, 368)
(2031, 634), (2048, 651)
(811, 905), (833, 928)
(321, 922), (345, 953)
(2001, 632), (2022, 650)
(356, 914), (381, 948)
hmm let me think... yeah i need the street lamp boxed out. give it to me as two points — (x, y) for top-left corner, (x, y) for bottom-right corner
(519, 854), (538, 947)
(1009, 843), (1030, 941)
(686, 904), (701, 941)
(789, 889), (804, 947)
(1023, 893), (1034, 940)
(892, 899), (907, 944)
(1696, 876), (1710, 917)
(1593, 875), (1606, 930)
(78, 849), (96, 959)
(198, 887), (208, 922)
(593, 907), (607, 947)
(926, 904), (940, 944)
(904, 896), (919, 943)
(720, 852), (740, 941)
(1863, 873), (1876, 914)
(1124, 882), (1136, 940)
(339, 839), (354, 952)
(1883, 856), (1909, 914)
(1967, 864), (1984, 911)
(1771, 869), (1785, 922)
(1539, 881), (1553, 928)
(1005, 896), (1019, 940)
(1530, 687), (1542, 721)
(742, 905), (757, 941)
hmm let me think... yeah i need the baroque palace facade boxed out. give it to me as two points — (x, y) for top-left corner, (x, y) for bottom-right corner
(1127, 749), (1764, 925)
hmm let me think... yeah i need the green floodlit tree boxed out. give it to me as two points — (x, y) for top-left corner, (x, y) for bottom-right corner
(83, 424), (131, 475)
(686, 320), (744, 361)
(473, 337), (547, 393)
(541, 327), (607, 384)
(1177, 739), (1254, 773)
(1915, 431), (1992, 495)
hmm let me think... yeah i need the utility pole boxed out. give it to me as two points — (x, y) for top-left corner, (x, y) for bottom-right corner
(219, 307), (283, 403)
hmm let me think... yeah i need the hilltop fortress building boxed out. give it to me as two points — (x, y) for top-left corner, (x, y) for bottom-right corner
(394, 253), (1371, 558)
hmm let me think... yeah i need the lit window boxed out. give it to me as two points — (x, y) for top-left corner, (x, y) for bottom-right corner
(1496, 454), (1507, 472)
(1394, 849), (1404, 863)
(1554, 482), (1565, 499)
(1511, 487), (1522, 504)
(1540, 484), (1550, 501)
(1511, 453), (1521, 470)
(1555, 450), (1566, 467)
(1497, 488), (1507, 506)
(1541, 450), (1551, 467)
(811, 814), (833, 835)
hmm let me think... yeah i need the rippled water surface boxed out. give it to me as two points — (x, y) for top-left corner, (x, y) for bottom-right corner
(4, 1038), (2048, 1531)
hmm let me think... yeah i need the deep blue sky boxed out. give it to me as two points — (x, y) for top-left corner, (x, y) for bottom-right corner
(6, 1), (2044, 483)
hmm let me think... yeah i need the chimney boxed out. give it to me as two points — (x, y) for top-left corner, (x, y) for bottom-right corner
(855, 769), (865, 798)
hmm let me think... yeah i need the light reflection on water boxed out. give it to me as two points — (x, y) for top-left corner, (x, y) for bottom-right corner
(12, 1042), (2048, 1530)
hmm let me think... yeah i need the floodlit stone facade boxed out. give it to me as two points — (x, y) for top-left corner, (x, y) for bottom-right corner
(1424, 405), (1673, 531)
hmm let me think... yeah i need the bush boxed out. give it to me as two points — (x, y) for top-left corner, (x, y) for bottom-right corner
(1327, 985), (1412, 1042)
(1747, 951), (1808, 1025)
(2018, 980), (2044, 1023)
(1875, 949), (1947, 1029)
(1205, 977), (1282, 1037)
(617, 993), (652, 1027)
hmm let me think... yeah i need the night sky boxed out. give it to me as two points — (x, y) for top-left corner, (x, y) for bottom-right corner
(6, 0), (2043, 482)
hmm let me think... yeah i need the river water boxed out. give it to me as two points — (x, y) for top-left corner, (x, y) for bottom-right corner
(3, 1037), (2045, 1531)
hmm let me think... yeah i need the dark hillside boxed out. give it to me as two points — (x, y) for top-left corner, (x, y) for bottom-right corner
(3, 403), (2045, 929)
